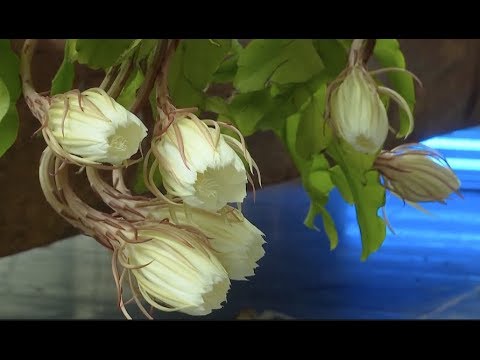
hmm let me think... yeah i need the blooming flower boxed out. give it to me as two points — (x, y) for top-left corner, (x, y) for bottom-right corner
(152, 113), (258, 212)
(46, 88), (147, 165)
(145, 205), (266, 281)
(123, 224), (230, 316)
(374, 143), (461, 204)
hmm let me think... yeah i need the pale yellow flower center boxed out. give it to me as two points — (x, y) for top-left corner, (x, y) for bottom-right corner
(191, 164), (246, 211)
(109, 134), (128, 151)
(195, 170), (220, 199)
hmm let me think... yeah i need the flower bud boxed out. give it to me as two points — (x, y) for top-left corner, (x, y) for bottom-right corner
(46, 88), (147, 165)
(374, 143), (461, 203)
(124, 225), (230, 316)
(153, 113), (254, 212)
(329, 65), (389, 154)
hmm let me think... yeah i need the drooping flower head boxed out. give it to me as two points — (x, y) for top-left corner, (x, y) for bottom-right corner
(374, 143), (461, 204)
(118, 223), (230, 317)
(40, 147), (230, 319)
(45, 88), (147, 166)
(149, 112), (260, 212)
(147, 205), (265, 281)
(326, 39), (417, 154)
(328, 65), (389, 154)
(84, 165), (266, 282)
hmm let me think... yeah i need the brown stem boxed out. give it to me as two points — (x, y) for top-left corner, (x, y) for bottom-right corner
(57, 160), (137, 246)
(348, 39), (376, 67)
(130, 40), (168, 114)
(112, 168), (131, 195)
(38, 148), (93, 237)
(362, 39), (376, 64)
(155, 40), (180, 116)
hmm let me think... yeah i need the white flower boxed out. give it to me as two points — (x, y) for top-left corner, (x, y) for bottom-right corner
(329, 65), (389, 154)
(154, 114), (252, 212)
(125, 226), (230, 316)
(149, 205), (266, 281)
(46, 88), (147, 165)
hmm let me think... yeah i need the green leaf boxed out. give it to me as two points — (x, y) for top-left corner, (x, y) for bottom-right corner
(310, 153), (330, 171)
(285, 112), (307, 170)
(302, 155), (332, 206)
(256, 92), (297, 138)
(136, 40), (158, 63)
(0, 105), (19, 158)
(279, 74), (338, 169)
(211, 40), (243, 83)
(76, 39), (134, 70)
(51, 40), (77, 95)
(318, 206), (339, 250)
(338, 39), (353, 51)
(373, 39), (415, 138)
(211, 56), (238, 84)
(295, 83), (332, 159)
(307, 169), (334, 202)
(204, 96), (229, 115)
(0, 78), (10, 123)
(301, 153), (338, 249)
(353, 170), (386, 261)
(305, 203), (339, 250)
(117, 67), (145, 109)
(66, 39), (78, 60)
(304, 202), (320, 230)
(329, 165), (354, 204)
(312, 39), (349, 78)
(168, 79), (203, 109)
(113, 39), (142, 66)
(256, 73), (326, 138)
(169, 39), (232, 108)
(227, 89), (273, 136)
(0, 40), (21, 102)
(327, 140), (386, 260)
(255, 83), (313, 137)
(234, 39), (324, 92)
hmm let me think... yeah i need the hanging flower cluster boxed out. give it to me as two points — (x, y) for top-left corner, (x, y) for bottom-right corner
(23, 39), (265, 319)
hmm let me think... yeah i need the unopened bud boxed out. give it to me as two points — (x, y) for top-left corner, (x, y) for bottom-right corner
(374, 143), (461, 203)
(329, 65), (389, 154)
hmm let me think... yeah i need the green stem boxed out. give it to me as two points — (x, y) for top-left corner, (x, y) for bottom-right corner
(108, 58), (134, 99)
(100, 65), (120, 93)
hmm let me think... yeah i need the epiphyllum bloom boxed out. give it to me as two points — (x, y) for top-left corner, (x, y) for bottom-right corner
(123, 225), (230, 316)
(153, 112), (259, 212)
(148, 205), (266, 281)
(374, 143), (461, 204)
(46, 88), (147, 165)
